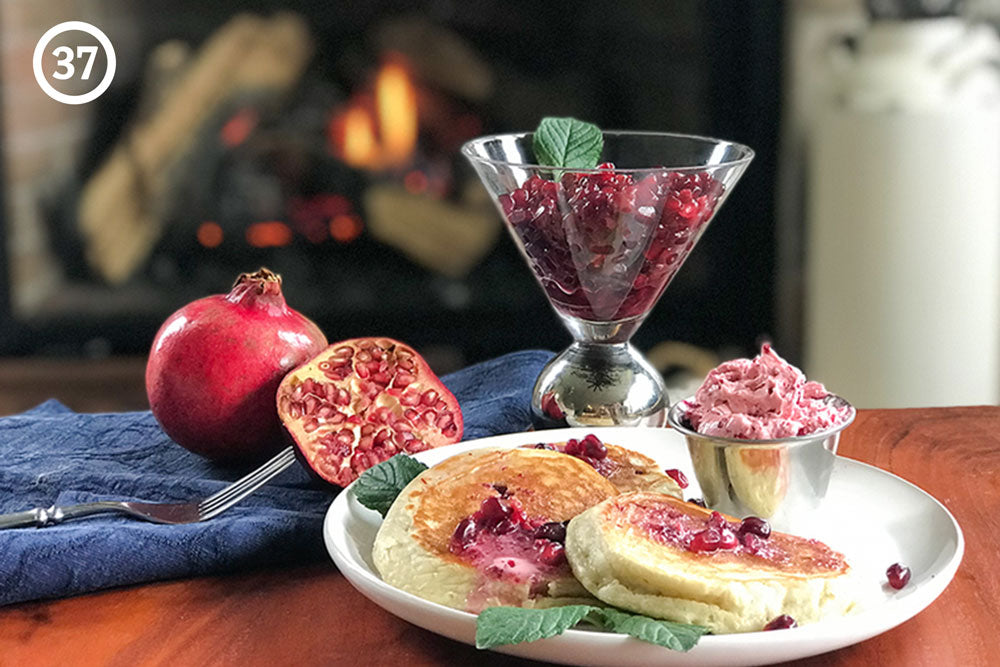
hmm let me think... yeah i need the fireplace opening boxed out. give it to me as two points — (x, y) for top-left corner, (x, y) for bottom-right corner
(0, 1), (782, 372)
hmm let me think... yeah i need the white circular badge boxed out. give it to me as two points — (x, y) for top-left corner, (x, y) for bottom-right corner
(33, 21), (116, 105)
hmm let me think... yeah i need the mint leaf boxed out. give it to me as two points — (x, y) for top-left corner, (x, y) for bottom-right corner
(532, 117), (603, 170)
(475, 605), (596, 649)
(595, 607), (708, 652)
(474, 605), (708, 651)
(351, 454), (428, 517)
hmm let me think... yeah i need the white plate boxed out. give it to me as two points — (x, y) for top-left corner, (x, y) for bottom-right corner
(323, 427), (963, 667)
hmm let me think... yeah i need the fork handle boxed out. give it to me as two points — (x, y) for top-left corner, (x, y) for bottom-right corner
(0, 501), (127, 530)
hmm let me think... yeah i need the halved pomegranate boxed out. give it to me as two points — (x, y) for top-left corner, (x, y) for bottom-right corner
(277, 337), (463, 486)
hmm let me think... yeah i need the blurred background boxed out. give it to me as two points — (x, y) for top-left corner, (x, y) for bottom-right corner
(1, 0), (999, 413)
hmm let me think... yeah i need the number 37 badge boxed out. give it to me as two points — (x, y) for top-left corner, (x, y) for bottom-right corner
(33, 21), (116, 105)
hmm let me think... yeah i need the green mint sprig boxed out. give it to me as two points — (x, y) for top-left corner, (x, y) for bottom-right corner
(475, 604), (709, 652)
(532, 117), (604, 171)
(351, 453), (428, 517)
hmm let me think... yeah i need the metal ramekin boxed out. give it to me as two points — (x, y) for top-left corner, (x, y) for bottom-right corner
(667, 396), (855, 532)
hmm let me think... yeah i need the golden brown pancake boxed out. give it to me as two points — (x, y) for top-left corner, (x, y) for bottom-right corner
(525, 437), (684, 497)
(373, 447), (618, 612)
(566, 492), (860, 633)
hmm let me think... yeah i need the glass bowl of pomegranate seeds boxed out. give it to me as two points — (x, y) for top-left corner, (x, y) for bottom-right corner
(667, 397), (856, 533)
(463, 129), (753, 427)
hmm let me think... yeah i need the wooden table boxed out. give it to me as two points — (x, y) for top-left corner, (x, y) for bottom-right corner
(0, 406), (996, 666)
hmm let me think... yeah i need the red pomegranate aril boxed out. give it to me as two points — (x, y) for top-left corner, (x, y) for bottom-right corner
(580, 434), (608, 460)
(763, 615), (797, 631)
(450, 517), (478, 553)
(887, 562), (911, 590)
(534, 521), (568, 543)
(739, 516), (771, 540)
(537, 541), (566, 566)
(477, 497), (513, 527)
(741, 532), (764, 552)
(689, 526), (738, 552)
(564, 439), (582, 456)
(665, 468), (689, 489)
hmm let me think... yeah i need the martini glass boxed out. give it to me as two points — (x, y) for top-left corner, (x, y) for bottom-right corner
(462, 132), (753, 427)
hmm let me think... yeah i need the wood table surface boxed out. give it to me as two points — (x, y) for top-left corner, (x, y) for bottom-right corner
(0, 405), (997, 666)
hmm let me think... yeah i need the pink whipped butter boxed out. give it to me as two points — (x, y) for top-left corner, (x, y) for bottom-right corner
(683, 344), (851, 439)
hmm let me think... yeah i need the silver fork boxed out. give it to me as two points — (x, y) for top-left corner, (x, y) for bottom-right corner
(0, 446), (297, 530)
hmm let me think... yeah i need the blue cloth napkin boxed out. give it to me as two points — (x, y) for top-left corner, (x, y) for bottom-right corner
(0, 349), (553, 606)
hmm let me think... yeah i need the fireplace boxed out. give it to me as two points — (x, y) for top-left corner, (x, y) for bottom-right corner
(0, 1), (783, 371)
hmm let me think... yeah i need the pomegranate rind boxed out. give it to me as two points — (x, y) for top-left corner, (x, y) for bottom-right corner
(277, 337), (463, 487)
(145, 268), (327, 462)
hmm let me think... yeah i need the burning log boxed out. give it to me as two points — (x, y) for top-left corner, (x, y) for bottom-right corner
(363, 181), (499, 278)
(77, 13), (313, 284)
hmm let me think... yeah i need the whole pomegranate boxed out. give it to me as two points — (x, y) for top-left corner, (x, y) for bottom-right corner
(277, 337), (463, 486)
(146, 268), (327, 461)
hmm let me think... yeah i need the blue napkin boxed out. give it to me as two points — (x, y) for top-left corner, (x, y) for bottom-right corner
(0, 349), (553, 606)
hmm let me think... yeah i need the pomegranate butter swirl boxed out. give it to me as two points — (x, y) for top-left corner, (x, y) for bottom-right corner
(681, 344), (852, 440)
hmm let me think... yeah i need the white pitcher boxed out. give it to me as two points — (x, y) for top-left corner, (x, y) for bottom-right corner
(805, 14), (1000, 407)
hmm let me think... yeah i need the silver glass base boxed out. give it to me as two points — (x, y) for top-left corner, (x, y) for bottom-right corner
(532, 341), (668, 428)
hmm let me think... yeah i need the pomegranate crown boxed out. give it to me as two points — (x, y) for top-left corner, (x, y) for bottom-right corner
(228, 267), (284, 304)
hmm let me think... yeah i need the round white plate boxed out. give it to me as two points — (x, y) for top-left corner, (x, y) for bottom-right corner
(323, 427), (963, 667)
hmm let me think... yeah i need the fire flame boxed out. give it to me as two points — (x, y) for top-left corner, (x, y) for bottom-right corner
(330, 58), (418, 169)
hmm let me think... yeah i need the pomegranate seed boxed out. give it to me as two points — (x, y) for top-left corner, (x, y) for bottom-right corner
(738, 516), (771, 539)
(534, 521), (568, 543)
(707, 511), (727, 529)
(537, 541), (566, 566)
(763, 615), (797, 631)
(580, 434), (608, 459)
(741, 532), (764, 552)
(887, 563), (911, 590)
(450, 517), (477, 553)
(476, 497), (512, 528)
(564, 439), (582, 456)
(689, 527), (738, 552)
(493, 519), (518, 534)
(405, 439), (429, 453)
(665, 468), (689, 489)
(422, 390), (438, 405)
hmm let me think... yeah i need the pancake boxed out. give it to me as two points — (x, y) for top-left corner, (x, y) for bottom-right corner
(565, 492), (860, 633)
(526, 435), (684, 497)
(372, 447), (618, 612)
